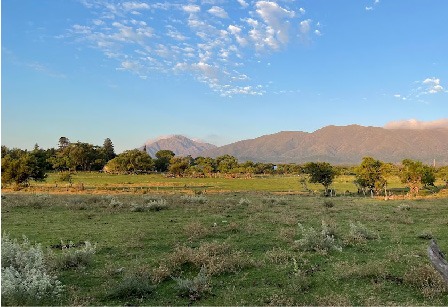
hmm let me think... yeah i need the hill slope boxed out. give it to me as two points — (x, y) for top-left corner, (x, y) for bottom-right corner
(141, 135), (217, 157)
(202, 125), (448, 164)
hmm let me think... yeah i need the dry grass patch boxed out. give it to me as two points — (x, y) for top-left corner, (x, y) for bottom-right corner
(152, 241), (253, 283)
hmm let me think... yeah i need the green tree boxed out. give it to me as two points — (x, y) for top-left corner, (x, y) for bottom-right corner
(154, 150), (175, 172)
(216, 155), (238, 174)
(437, 166), (448, 187)
(399, 159), (435, 195)
(354, 157), (387, 197)
(102, 138), (116, 162)
(58, 137), (70, 150)
(1, 149), (47, 187)
(104, 149), (153, 174)
(193, 157), (216, 177)
(303, 162), (338, 196)
(168, 156), (190, 177)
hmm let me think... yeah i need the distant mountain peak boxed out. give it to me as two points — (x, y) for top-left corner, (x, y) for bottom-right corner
(142, 135), (217, 157)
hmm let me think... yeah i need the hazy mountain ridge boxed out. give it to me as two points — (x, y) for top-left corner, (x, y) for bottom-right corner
(141, 135), (217, 157)
(201, 125), (448, 165)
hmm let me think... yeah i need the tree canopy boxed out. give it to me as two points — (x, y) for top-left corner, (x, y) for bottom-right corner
(354, 157), (387, 196)
(303, 162), (338, 196)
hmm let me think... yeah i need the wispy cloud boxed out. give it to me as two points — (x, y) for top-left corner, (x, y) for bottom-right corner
(393, 76), (446, 102)
(365, 0), (380, 11)
(384, 118), (448, 130)
(3, 47), (66, 78)
(67, 0), (321, 97)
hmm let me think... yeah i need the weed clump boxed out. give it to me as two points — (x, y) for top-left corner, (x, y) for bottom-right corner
(152, 241), (252, 283)
(173, 266), (211, 302)
(323, 200), (334, 208)
(295, 221), (342, 253)
(184, 221), (210, 241)
(404, 264), (447, 299)
(238, 198), (251, 206)
(347, 221), (379, 243)
(108, 270), (154, 300)
(52, 241), (96, 270)
(181, 195), (208, 204)
(130, 199), (168, 212)
(1, 234), (64, 306)
(262, 196), (288, 206)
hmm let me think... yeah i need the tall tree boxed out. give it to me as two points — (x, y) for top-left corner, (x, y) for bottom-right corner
(102, 138), (116, 162)
(354, 157), (387, 197)
(303, 162), (338, 196)
(58, 137), (70, 150)
(154, 150), (175, 172)
(399, 159), (435, 195)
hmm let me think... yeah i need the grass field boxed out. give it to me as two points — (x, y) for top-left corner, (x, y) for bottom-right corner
(2, 191), (448, 305)
(4, 172), (446, 195)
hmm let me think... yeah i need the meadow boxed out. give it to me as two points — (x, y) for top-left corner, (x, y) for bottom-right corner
(4, 172), (443, 195)
(1, 174), (448, 305)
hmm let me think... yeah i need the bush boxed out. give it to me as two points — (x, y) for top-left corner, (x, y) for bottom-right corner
(1, 234), (64, 306)
(295, 221), (342, 253)
(347, 221), (379, 243)
(153, 241), (253, 283)
(108, 271), (154, 300)
(173, 266), (211, 301)
(53, 241), (96, 269)
(130, 199), (168, 212)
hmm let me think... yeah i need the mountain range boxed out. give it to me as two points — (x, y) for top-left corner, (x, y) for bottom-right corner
(141, 125), (448, 165)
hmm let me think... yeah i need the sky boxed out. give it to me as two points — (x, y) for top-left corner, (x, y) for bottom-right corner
(1, 0), (447, 153)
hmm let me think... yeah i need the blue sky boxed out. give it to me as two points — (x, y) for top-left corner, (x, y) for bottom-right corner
(2, 0), (447, 153)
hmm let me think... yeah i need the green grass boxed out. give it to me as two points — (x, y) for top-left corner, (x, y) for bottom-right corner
(10, 172), (446, 195)
(2, 193), (448, 305)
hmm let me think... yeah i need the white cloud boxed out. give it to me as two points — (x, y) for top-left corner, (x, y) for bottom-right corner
(237, 0), (249, 8)
(384, 119), (448, 130)
(68, 0), (320, 97)
(365, 0), (380, 11)
(122, 2), (149, 11)
(182, 4), (201, 13)
(208, 6), (228, 19)
(255, 1), (295, 45)
(422, 77), (444, 94)
(300, 19), (312, 35)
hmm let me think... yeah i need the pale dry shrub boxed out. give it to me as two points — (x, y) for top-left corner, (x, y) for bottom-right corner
(238, 197), (251, 206)
(1, 234), (64, 306)
(130, 199), (168, 212)
(52, 241), (96, 270)
(295, 221), (342, 253)
(173, 266), (211, 302)
(181, 195), (208, 204)
(346, 221), (379, 244)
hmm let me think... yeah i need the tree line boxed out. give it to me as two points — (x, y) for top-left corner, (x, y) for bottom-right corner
(2, 137), (448, 195)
